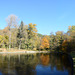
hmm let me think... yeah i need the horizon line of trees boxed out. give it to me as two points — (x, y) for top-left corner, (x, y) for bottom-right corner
(0, 14), (75, 53)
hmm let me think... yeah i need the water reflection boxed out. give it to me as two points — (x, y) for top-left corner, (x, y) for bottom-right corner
(0, 53), (73, 75)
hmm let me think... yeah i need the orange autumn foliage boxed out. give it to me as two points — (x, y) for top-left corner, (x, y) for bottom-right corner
(40, 54), (50, 65)
(40, 36), (49, 49)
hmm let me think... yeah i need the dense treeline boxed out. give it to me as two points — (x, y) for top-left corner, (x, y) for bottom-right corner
(0, 14), (75, 53)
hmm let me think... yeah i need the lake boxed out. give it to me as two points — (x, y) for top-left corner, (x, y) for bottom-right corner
(0, 53), (73, 75)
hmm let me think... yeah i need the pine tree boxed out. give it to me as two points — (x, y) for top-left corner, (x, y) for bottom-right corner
(17, 21), (24, 50)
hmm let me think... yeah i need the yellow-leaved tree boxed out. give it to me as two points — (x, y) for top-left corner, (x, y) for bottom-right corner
(40, 36), (49, 50)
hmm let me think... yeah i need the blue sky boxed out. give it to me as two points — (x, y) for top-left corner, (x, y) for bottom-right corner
(0, 0), (75, 35)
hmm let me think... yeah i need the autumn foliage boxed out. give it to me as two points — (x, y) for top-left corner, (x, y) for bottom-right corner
(0, 14), (74, 53)
(40, 36), (49, 50)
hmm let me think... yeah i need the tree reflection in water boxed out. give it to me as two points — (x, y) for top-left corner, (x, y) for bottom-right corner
(35, 53), (73, 75)
(0, 53), (73, 75)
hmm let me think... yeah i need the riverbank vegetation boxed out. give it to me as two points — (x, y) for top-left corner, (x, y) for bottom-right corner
(0, 14), (75, 54)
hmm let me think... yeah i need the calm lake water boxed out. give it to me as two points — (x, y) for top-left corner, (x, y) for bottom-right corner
(0, 53), (73, 75)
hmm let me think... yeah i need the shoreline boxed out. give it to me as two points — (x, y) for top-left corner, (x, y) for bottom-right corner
(0, 51), (50, 54)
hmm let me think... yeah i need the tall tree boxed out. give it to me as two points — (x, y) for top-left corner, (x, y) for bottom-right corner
(6, 14), (19, 50)
(55, 31), (64, 46)
(27, 23), (37, 49)
(17, 21), (24, 50)
(49, 32), (55, 50)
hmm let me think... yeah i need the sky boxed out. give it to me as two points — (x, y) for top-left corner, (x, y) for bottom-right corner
(0, 0), (75, 35)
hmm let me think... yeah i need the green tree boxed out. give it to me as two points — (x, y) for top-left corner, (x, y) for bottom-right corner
(49, 32), (55, 51)
(68, 25), (75, 38)
(0, 35), (9, 48)
(55, 31), (64, 48)
(0, 35), (3, 47)
(17, 21), (24, 50)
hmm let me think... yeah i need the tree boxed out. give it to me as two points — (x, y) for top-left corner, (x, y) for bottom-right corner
(6, 14), (19, 50)
(0, 35), (3, 47)
(68, 25), (75, 38)
(27, 23), (38, 49)
(0, 35), (9, 48)
(55, 31), (64, 45)
(17, 21), (24, 50)
(27, 23), (37, 39)
(40, 36), (49, 50)
(49, 32), (55, 50)
(11, 28), (18, 48)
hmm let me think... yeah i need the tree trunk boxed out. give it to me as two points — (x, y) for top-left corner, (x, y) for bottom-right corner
(9, 28), (11, 50)
(19, 40), (21, 50)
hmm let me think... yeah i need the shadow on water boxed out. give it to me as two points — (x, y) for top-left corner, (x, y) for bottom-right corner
(0, 52), (73, 75)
